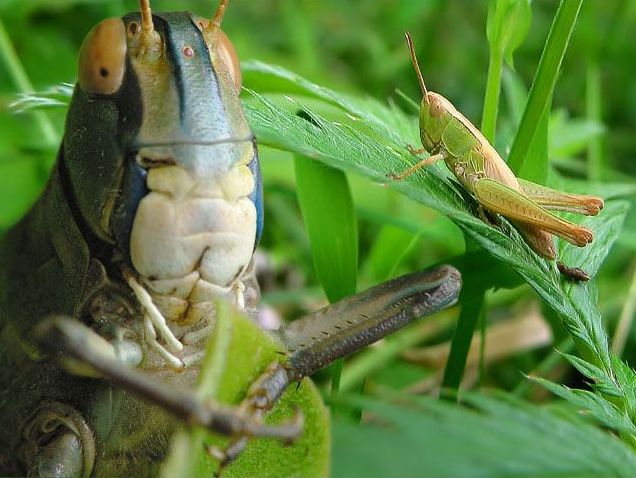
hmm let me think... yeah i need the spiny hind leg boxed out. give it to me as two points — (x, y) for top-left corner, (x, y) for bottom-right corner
(211, 265), (461, 471)
(17, 401), (94, 478)
(473, 178), (593, 247)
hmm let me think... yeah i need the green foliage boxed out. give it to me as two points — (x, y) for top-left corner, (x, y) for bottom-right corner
(332, 392), (636, 478)
(486, 0), (532, 69)
(294, 155), (358, 304)
(3, 1), (636, 477)
(482, 0), (531, 141)
(508, 0), (583, 178)
(161, 303), (329, 478)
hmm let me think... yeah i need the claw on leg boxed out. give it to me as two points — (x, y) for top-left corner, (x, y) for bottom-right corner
(208, 411), (303, 472)
(207, 361), (300, 471)
(406, 144), (427, 156)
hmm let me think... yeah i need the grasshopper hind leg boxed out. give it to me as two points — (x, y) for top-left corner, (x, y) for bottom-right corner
(473, 178), (593, 247)
(515, 219), (590, 281)
(210, 265), (461, 473)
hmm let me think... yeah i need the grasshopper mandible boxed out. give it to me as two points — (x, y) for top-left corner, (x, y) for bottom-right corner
(392, 33), (604, 281)
(0, 4), (460, 477)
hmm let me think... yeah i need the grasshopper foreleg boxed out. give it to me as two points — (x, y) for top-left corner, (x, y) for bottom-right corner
(406, 144), (428, 157)
(126, 274), (185, 369)
(388, 152), (445, 181)
(208, 361), (297, 471)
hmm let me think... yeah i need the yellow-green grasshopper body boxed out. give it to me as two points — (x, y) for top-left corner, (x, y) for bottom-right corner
(394, 33), (604, 280)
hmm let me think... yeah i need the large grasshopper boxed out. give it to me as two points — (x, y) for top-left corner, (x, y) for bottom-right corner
(392, 33), (604, 280)
(0, 2), (460, 476)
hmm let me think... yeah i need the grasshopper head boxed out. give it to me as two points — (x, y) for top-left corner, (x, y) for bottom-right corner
(65, 0), (262, 267)
(419, 92), (453, 150)
(404, 33), (452, 150)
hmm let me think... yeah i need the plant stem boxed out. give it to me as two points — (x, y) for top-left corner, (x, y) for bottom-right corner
(507, 0), (583, 173)
(481, 48), (503, 143)
(611, 262), (636, 356)
(442, 277), (486, 395)
(586, 62), (603, 182)
(0, 18), (58, 154)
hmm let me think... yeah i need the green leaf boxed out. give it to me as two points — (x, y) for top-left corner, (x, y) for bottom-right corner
(481, 0), (531, 141)
(486, 0), (532, 68)
(332, 392), (636, 478)
(161, 305), (330, 478)
(517, 93), (549, 184)
(530, 376), (636, 435)
(508, 0), (583, 177)
(294, 154), (358, 304)
(364, 225), (420, 282)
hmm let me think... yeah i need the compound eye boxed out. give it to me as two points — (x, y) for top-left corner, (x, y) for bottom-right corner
(78, 18), (127, 95)
(215, 31), (242, 92)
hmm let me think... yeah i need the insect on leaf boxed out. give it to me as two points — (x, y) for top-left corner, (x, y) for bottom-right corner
(241, 61), (628, 392)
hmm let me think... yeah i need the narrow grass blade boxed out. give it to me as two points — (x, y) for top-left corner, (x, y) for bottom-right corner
(507, 0), (583, 177)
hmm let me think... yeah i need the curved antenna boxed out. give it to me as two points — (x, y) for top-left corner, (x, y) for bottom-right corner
(211, 0), (229, 31)
(404, 32), (429, 103)
(139, 0), (155, 35)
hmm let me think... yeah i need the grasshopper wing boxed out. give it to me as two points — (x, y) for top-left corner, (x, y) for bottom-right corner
(518, 178), (604, 216)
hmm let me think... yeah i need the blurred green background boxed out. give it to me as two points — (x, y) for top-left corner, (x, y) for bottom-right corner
(2, 0), (636, 476)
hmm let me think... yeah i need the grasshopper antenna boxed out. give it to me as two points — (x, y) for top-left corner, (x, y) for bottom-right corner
(139, 0), (155, 35)
(138, 0), (162, 56)
(211, 0), (229, 31)
(404, 32), (429, 103)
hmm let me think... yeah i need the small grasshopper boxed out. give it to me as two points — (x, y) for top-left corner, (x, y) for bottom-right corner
(0, 4), (460, 477)
(392, 33), (604, 281)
